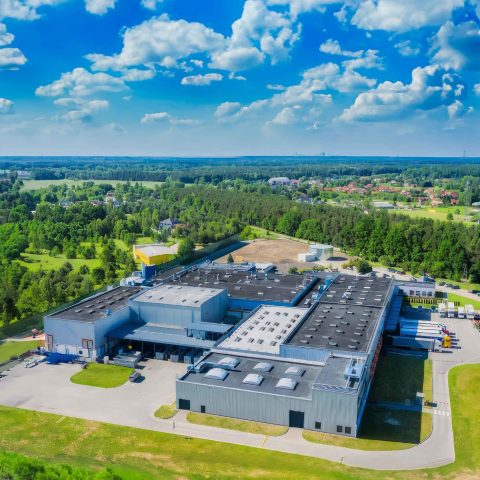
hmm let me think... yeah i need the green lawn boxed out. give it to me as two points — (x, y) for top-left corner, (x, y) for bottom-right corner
(154, 403), (177, 419)
(20, 179), (164, 191)
(303, 407), (432, 451)
(448, 292), (480, 310)
(18, 251), (102, 272)
(0, 365), (479, 479)
(369, 354), (433, 404)
(70, 363), (134, 388)
(0, 340), (39, 364)
(389, 205), (474, 224)
(17, 240), (131, 273)
(187, 412), (288, 436)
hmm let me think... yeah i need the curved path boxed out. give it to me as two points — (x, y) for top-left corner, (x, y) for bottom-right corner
(0, 317), (479, 471)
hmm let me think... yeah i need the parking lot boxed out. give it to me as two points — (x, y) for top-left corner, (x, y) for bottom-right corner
(0, 358), (186, 425)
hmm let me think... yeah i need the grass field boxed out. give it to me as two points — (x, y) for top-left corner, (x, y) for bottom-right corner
(369, 354), (433, 404)
(390, 205), (475, 224)
(0, 340), (39, 364)
(0, 365), (478, 479)
(154, 403), (177, 419)
(448, 292), (480, 310)
(303, 407), (432, 451)
(20, 179), (164, 191)
(187, 412), (289, 436)
(70, 364), (133, 388)
(17, 240), (132, 273)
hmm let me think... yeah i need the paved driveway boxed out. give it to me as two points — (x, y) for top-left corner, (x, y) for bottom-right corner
(0, 359), (186, 423)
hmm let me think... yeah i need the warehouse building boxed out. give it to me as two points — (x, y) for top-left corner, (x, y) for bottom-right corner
(107, 284), (231, 360)
(44, 286), (141, 359)
(176, 274), (394, 437)
(132, 243), (177, 266)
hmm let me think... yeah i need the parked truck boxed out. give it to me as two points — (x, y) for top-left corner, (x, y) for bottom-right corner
(391, 335), (439, 351)
(438, 302), (446, 318)
(447, 302), (456, 318)
(466, 304), (475, 320)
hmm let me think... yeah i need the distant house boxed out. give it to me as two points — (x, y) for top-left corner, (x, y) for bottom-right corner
(268, 177), (291, 187)
(91, 200), (105, 207)
(59, 200), (74, 208)
(158, 218), (181, 232)
(105, 191), (120, 208)
(16, 170), (31, 179)
(373, 201), (395, 209)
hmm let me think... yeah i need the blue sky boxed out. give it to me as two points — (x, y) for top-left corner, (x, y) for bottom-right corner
(0, 0), (479, 156)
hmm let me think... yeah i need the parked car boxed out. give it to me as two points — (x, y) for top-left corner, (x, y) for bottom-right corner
(439, 282), (446, 286)
(129, 371), (141, 382)
(452, 285), (460, 290)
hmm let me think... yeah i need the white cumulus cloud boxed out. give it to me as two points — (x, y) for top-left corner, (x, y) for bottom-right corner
(141, 111), (199, 125)
(0, 23), (14, 46)
(0, 97), (14, 114)
(351, 0), (464, 32)
(432, 21), (480, 71)
(87, 14), (225, 71)
(340, 65), (465, 122)
(36, 67), (127, 97)
(85, 0), (116, 15)
(181, 72), (223, 86)
(0, 47), (27, 68)
(141, 0), (163, 9)
(0, 0), (66, 21)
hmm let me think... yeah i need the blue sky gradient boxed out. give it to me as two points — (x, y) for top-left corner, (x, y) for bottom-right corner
(0, 0), (479, 156)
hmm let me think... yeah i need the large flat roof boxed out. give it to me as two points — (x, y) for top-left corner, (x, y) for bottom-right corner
(285, 274), (392, 354)
(48, 287), (141, 322)
(217, 305), (308, 355)
(180, 351), (323, 399)
(164, 267), (318, 304)
(132, 284), (225, 307)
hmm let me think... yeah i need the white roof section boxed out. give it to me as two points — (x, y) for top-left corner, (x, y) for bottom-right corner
(133, 284), (225, 307)
(133, 243), (177, 256)
(217, 305), (308, 355)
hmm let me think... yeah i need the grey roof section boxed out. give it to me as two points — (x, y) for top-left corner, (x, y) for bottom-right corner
(131, 284), (225, 307)
(180, 351), (323, 399)
(285, 274), (392, 353)
(48, 287), (141, 322)
(314, 356), (361, 392)
(108, 322), (216, 349)
(164, 267), (318, 303)
(286, 303), (381, 353)
(186, 322), (232, 334)
(320, 275), (392, 307)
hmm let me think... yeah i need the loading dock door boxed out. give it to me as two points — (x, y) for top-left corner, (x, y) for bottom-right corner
(178, 399), (190, 410)
(289, 410), (304, 428)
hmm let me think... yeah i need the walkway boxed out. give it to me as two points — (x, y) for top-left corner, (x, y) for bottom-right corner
(0, 317), (479, 471)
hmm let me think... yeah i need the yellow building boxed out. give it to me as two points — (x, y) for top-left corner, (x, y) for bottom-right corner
(132, 244), (176, 266)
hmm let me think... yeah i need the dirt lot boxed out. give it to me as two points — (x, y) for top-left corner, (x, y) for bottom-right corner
(218, 239), (310, 273)
(218, 238), (350, 273)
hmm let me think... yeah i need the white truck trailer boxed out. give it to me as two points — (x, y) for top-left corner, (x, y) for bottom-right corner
(447, 302), (456, 318)
(458, 306), (465, 319)
(438, 302), (446, 317)
(466, 304), (475, 320)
